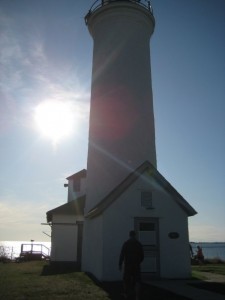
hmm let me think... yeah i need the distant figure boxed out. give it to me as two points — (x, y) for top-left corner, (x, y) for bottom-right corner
(119, 230), (144, 299)
(189, 244), (194, 258)
(195, 245), (204, 263)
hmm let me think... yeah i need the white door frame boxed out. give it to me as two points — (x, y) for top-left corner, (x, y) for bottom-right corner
(134, 217), (160, 278)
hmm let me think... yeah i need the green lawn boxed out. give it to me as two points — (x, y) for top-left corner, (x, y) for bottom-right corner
(191, 263), (225, 295)
(0, 261), (109, 300)
(192, 263), (225, 276)
(0, 261), (190, 300)
(1, 261), (224, 300)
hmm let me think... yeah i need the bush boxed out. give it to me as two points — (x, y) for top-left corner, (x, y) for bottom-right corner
(0, 246), (11, 263)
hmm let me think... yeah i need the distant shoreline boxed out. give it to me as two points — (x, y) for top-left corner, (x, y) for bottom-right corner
(190, 241), (225, 244)
(1, 241), (225, 261)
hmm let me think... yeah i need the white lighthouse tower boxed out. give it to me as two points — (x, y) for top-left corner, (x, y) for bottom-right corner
(80, 0), (196, 281)
(46, 0), (197, 281)
(85, 0), (156, 212)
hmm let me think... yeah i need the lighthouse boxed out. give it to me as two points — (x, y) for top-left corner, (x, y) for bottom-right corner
(85, 0), (156, 212)
(82, 0), (196, 281)
(46, 0), (197, 282)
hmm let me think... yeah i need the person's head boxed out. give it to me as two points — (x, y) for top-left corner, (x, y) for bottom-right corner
(129, 230), (136, 238)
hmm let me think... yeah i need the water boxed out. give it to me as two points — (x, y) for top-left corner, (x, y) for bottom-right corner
(0, 241), (51, 260)
(190, 242), (225, 260)
(1, 241), (225, 261)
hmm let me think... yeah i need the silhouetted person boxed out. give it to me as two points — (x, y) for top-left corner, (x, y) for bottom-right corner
(195, 245), (204, 264)
(119, 230), (144, 299)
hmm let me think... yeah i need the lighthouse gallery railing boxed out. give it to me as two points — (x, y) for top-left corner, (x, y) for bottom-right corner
(85, 0), (153, 24)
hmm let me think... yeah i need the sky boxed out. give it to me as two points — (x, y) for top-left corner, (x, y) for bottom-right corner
(0, 0), (224, 243)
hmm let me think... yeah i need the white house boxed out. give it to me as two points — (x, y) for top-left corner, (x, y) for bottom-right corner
(46, 0), (197, 280)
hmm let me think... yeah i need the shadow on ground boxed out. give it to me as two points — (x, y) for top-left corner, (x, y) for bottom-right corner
(38, 264), (225, 300)
(41, 265), (191, 299)
(100, 282), (190, 300)
(189, 281), (225, 295)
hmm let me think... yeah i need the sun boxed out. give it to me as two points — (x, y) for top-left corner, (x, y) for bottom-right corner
(34, 100), (75, 145)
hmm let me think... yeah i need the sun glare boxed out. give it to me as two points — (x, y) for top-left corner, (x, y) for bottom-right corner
(34, 100), (75, 145)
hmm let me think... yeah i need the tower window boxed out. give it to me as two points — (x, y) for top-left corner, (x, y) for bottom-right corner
(141, 191), (153, 209)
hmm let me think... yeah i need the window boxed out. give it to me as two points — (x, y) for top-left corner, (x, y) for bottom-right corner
(138, 222), (156, 245)
(141, 191), (153, 209)
(139, 222), (155, 231)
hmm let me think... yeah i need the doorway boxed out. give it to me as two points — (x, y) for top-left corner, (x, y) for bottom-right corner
(135, 218), (160, 277)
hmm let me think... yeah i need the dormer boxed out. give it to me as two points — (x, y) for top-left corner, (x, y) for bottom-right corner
(65, 169), (87, 202)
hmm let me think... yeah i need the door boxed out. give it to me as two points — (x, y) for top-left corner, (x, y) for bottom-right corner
(135, 218), (160, 277)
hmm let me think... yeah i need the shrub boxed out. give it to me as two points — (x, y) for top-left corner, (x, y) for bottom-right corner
(0, 246), (11, 263)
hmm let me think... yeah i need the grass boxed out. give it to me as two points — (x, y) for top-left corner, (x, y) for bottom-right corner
(1, 261), (224, 300)
(191, 263), (225, 295)
(0, 261), (189, 300)
(0, 261), (109, 300)
(192, 263), (225, 276)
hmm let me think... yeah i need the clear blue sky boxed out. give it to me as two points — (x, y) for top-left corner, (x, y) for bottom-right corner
(0, 0), (224, 242)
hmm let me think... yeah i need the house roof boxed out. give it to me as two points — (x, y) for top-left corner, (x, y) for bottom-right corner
(85, 161), (197, 219)
(46, 195), (85, 223)
(66, 169), (87, 180)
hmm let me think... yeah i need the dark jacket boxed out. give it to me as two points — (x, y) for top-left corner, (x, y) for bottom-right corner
(119, 237), (144, 269)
